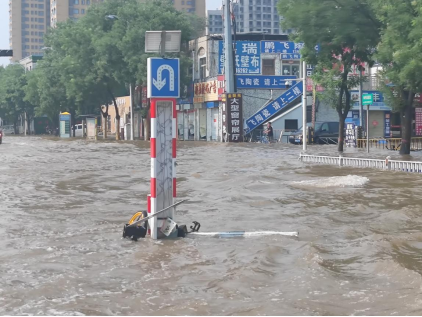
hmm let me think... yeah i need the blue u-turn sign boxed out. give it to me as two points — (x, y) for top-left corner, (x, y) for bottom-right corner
(147, 58), (180, 98)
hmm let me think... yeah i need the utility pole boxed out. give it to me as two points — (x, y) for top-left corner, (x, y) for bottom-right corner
(223, 0), (235, 93)
(359, 70), (363, 127)
(302, 61), (307, 151)
(130, 83), (134, 140)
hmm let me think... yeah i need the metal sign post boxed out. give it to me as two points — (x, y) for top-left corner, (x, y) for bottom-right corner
(362, 93), (373, 153)
(147, 57), (180, 239)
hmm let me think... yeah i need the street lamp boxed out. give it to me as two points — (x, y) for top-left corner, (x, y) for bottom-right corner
(104, 14), (135, 141)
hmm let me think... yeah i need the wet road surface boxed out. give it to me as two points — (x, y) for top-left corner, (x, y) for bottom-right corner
(1, 136), (422, 315)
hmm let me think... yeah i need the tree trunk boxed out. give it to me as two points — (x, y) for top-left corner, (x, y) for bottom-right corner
(338, 117), (345, 153)
(26, 115), (31, 135)
(106, 87), (120, 141)
(100, 104), (109, 140)
(400, 90), (414, 155)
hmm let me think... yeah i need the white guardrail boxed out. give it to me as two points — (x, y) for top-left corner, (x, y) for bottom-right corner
(299, 154), (422, 174)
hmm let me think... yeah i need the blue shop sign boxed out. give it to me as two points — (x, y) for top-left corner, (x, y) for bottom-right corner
(237, 75), (297, 89)
(261, 41), (304, 54)
(219, 41), (261, 74)
(244, 81), (303, 133)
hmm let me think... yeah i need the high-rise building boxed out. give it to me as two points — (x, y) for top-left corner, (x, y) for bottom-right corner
(233, 0), (290, 34)
(9, 0), (205, 62)
(206, 0), (292, 36)
(50, 0), (104, 27)
(206, 9), (223, 35)
(9, 0), (50, 62)
(172, 0), (206, 19)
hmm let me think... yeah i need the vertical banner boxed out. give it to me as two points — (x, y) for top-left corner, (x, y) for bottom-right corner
(384, 111), (392, 138)
(345, 122), (356, 147)
(415, 108), (422, 136)
(224, 94), (243, 142)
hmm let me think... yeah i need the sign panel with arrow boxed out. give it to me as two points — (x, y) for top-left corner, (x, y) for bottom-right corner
(147, 58), (180, 98)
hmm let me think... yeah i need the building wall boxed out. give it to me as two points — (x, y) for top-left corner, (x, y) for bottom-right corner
(9, 0), (49, 61)
(173, 0), (205, 18)
(206, 10), (222, 35)
(103, 96), (131, 133)
(51, 0), (103, 27)
(233, 0), (291, 35)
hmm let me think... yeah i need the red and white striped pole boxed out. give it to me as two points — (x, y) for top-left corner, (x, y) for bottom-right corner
(149, 99), (158, 239)
(148, 98), (176, 239)
(172, 100), (177, 205)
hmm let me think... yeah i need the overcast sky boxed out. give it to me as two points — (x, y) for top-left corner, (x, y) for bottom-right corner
(0, 0), (222, 67)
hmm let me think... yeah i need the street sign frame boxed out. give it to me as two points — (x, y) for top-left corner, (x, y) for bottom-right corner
(362, 93), (373, 106)
(147, 57), (180, 98)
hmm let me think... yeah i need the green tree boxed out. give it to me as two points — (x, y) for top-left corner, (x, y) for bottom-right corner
(0, 65), (35, 134)
(374, 0), (422, 154)
(38, 0), (203, 140)
(278, 0), (380, 152)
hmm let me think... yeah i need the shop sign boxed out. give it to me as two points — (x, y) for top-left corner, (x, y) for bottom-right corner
(219, 41), (261, 74)
(345, 122), (356, 147)
(245, 81), (303, 133)
(384, 112), (391, 138)
(223, 94), (243, 142)
(236, 75), (297, 89)
(194, 79), (218, 102)
(218, 75), (225, 100)
(415, 108), (422, 136)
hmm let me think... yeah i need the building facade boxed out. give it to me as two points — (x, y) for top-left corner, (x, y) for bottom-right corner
(173, 0), (206, 18)
(206, 9), (223, 35)
(206, 0), (293, 36)
(50, 0), (104, 27)
(9, 0), (50, 61)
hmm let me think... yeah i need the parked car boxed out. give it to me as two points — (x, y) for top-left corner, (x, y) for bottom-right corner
(74, 124), (86, 137)
(289, 121), (339, 144)
(2, 125), (15, 135)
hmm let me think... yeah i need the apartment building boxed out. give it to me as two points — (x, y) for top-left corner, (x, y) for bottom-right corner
(206, 9), (223, 35)
(206, 0), (293, 35)
(9, 0), (50, 61)
(50, 0), (104, 27)
(173, 0), (205, 18)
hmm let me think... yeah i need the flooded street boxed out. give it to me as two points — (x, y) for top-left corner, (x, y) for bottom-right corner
(1, 136), (422, 315)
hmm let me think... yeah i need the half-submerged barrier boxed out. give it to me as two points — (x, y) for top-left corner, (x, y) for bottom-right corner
(299, 154), (422, 174)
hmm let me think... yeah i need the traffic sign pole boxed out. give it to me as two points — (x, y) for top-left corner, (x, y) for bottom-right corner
(362, 93), (373, 153)
(147, 57), (180, 239)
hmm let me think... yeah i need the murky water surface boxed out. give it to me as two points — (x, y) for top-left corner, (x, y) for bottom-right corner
(1, 136), (422, 315)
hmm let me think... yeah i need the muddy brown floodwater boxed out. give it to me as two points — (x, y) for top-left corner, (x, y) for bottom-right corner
(1, 136), (422, 315)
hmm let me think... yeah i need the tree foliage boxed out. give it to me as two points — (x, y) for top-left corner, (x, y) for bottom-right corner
(374, 0), (422, 154)
(1, 0), (203, 138)
(278, 0), (380, 152)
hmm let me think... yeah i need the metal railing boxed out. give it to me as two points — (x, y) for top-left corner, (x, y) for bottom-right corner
(299, 154), (422, 174)
(356, 138), (422, 151)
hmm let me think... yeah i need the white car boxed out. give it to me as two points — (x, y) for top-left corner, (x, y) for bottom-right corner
(74, 124), (86, 137)
(1, 125), (15, 135)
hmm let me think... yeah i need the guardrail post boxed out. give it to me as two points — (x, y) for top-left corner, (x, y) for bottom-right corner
(339, 154), (343, 167)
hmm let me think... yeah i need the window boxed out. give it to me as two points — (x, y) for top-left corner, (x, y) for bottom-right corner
(262, 59), (275, 75)
(285, 119), (298, 131)
(199, 57), (206, 79)
(73, 9), (79, 14)
(82, 0), (85, 3)
(74, 0), (79, 4)
(87, 0), (90, 4)
(282, 63), (300, 76)
(81, 9), (85, 14)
